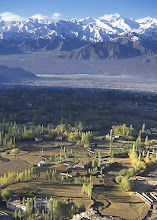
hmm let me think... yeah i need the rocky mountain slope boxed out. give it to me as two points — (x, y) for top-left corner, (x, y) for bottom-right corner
(0, 14), (157, 59)
(0, 66), (38, 82)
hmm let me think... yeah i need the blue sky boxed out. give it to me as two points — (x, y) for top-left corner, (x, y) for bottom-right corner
(0, 0), (157, 20)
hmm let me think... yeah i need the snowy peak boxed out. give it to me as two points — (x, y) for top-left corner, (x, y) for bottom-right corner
(0, 14), (157, 43)
(99, 13), (121, 22)
(135, 17), (157, 31)
(136, 16), (157, 24)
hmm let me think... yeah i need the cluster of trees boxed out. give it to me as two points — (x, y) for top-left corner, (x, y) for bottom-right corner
(48, 198), (85, 220)
(87, 151), (109, 174)
(47, 148), (82, 164)
(129, 145), (157, 171)
(0, 119), (94, 153)
(115, 167), (135, 191)
(44, 169), (73, 183)
(115, 168), (133, 191)
(1, 188), (13, 200)
(0, 119), (94, 150)
(56, 147), (75, 163)
(1, 87), (154, 132)
(56, 123), (93, 147)
(144, 136), (157, 146)
(0, 121), (16, 148)
(85, 151), (114, 177)
(112, 124), (135, 137)
(88, 150), (101, 167)
(115, 175), (132, 191)
(134, 135), (142, 150)
(0, 119), (53, 147)
(107, 125), (134, 156)
(115, 143), (157, 191)
(0, 168), (39, 188)
(45, 169), (58, 181)
(14, 208), (22, 220)
(14, 196), (85, 220)
(1, 189), (85, 219)
(82, 179), (93, 199)
(0, 166), (73, 190)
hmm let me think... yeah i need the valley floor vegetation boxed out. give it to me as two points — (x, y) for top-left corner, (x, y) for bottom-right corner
(0, 87), (157, 220)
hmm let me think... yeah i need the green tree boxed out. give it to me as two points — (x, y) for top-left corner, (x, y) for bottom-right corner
(121, 177), (131, 191)
(144, 150), (152, 166)
(18, 172), (24, 182)
(119, 169), (127, 176)
(49, 197), (53, 219)
(115, 176), (122, 184)
(127, 168), (135, 177)
(18, 209), (22, 220)
(142, 123), (145, 133)
(144, 136), (149, 145)
(1, 188), (13, 201)
(25, 198), (32, 217)
(14, 209), (18, 219)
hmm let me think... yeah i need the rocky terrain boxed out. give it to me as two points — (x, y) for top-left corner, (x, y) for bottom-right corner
(72, 208), (123, 220)
(0, 13), (157, 59)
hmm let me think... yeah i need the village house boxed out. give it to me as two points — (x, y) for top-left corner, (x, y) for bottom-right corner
(35, 137), (43, 142)
(105, 134), (120, 140)
(101, 161), (111, 165)
(114, 135), (120, 139)
(36, 198), (49, 209)
(67, 161), (86, 173)
(84, 143), (97, 148)
(145, 128), (157, 134)
(7, 198), (50, 212)
(73, 161), (85, 170)
(7, 200), (26, 212)
(37, 160), (47, 167)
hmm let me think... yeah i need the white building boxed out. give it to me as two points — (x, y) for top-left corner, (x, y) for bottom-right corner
(35, 138), (43, 142)
(37, 161), (47, 167)
(36, 198), (49, 209)
(7, 198), (51, 213)
(7, 200), (26, 212)
(73, 162), (85, 169)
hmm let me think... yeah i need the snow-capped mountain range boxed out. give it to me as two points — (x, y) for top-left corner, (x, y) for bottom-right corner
(0, 13), (157, 60)
(0, 13), (157, 43)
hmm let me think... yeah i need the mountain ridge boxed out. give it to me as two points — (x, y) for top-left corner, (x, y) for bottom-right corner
(0, 13), (157, 43)
(0, 14), (157, 61)
(0, 65), (38, 82)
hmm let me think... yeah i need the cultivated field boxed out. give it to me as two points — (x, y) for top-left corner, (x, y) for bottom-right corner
(0, 136), (151, 219)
